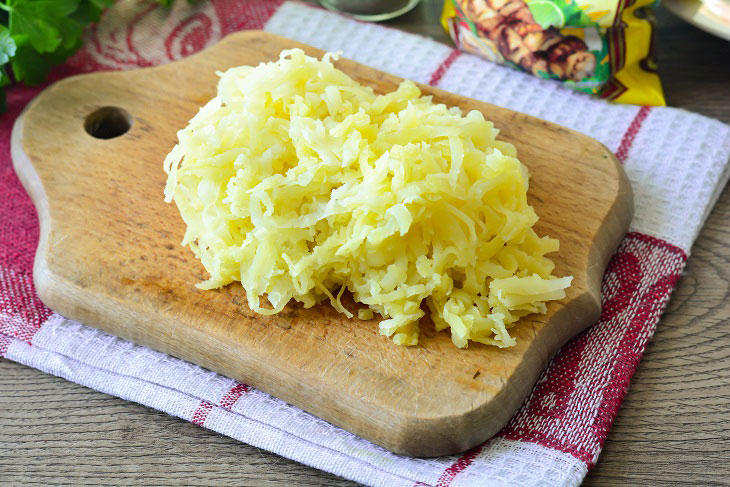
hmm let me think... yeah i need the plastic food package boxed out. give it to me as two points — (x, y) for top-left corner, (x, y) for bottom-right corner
(441, 0), (665, 105)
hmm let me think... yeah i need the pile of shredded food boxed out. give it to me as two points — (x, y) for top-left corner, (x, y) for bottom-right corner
(164, 49), (572, 348)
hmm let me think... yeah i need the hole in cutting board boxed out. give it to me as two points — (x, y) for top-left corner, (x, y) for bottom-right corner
(84, 107), (133, 139)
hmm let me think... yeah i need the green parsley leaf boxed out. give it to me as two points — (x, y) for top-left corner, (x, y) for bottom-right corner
(0, 25), (16, 64)
(6, 0), (80, 53)
(0, 64), (9, 86)
(0, 66), (9, 111)
(11, 44), (51, 84)
(90, 0), (114, 8)
(57, 17), (83, 50)
(71, 0), (113, 24)
(0, 0), (183, 112)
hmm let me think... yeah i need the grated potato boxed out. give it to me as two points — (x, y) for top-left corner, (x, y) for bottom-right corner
(164, 49), (572, 348)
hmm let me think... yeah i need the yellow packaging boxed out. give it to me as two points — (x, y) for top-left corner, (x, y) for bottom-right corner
(441, 0), (665, 105)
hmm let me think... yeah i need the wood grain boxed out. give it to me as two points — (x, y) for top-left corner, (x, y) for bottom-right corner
(11, 31), (630, 457)
(1, 1), (729, 485)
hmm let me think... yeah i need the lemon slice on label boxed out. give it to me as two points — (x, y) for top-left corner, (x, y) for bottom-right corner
(528, 0), (566, 29)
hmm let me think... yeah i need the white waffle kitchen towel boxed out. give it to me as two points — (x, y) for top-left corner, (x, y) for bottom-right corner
(2, 1), (730, 486)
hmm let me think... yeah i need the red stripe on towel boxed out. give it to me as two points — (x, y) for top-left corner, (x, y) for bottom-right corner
(191, 400), (214, 426)
(434, 444), (485, 487)
(428, 50), (462, 87)
(616, 106), (651, 163)
(219, 383), (250, 410)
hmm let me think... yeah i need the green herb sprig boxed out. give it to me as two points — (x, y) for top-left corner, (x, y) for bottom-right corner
(0, 0), (176, 112)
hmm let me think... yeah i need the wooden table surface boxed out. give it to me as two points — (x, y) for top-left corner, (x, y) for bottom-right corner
(2, 1), (729, 485)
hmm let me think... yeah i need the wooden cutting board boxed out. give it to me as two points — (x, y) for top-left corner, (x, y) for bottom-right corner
(12, 31), (633, 457)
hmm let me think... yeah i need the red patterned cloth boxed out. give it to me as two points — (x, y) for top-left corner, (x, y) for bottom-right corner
(2, 2), (729, 486)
